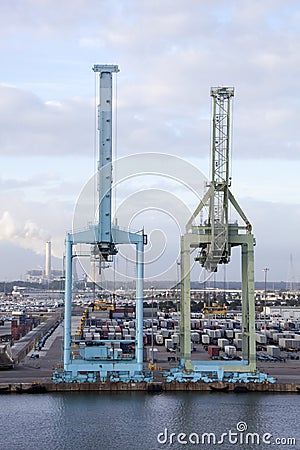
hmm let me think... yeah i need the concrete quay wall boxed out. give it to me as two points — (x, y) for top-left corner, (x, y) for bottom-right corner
(0, 381), (299, 394)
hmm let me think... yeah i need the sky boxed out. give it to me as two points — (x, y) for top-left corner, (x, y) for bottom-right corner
(0, 0), (299, 283)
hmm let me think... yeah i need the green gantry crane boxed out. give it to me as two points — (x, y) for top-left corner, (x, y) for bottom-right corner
(180, 87), (256, 377)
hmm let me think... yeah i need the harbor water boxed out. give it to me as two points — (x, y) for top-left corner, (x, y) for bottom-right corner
(0, 392), (299, 450)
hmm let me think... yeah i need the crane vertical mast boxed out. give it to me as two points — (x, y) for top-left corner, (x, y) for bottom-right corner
(93, 64), (119, 260)
(206, 87), (234, 272)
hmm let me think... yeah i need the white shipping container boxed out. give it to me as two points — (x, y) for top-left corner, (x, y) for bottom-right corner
(165, 339), (173, 349)
(155, 334), (164, 345)
(267, 345), (280, 357)
(202, 334), (210, 345)
(272, 333), (284, 342)
(161, 329), (169, 338)
(208, 330), (222, 339)
(218, 338), (229, 349)
(279, 338), (300, 349)
(224, 345), (237, 356)
(225, 330), (234, 339)
(172, 334), (180, 345)
(148, 348), (158, 362)
(256, 333), (267, 344)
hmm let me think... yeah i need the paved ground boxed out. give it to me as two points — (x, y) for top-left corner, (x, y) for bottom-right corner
(0, 323), (63, 384)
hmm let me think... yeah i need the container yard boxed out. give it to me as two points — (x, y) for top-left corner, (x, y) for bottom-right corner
(0, 301), (300, 393)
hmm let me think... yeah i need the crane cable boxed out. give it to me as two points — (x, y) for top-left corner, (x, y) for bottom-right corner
(93, 70), (98, 226)
(112, 72), (118, 300)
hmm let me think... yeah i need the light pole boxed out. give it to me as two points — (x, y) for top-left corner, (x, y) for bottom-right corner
(151, 286), (154, 366)
(263, 268), (269, 332)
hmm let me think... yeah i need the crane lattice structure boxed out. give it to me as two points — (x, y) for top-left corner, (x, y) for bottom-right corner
(179, 87), (256, 381)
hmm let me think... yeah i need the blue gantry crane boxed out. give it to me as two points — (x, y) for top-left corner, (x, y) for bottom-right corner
(54, 65), (148, 383)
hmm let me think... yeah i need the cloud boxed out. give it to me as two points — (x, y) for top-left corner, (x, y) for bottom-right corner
(0, 2), (300, 160)
(241, 198), (300, 280)
(0, 190), (73, 258)
(0, 209), (48, 247)
(0, 85), (94, 155)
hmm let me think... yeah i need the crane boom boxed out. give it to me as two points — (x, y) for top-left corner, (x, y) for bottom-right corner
(205, 87), (234, 272)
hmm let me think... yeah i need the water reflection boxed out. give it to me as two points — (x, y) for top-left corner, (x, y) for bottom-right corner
(0, 393), (298, 450)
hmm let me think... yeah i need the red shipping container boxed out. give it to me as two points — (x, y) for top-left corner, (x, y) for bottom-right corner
(208, 345), (220, 357)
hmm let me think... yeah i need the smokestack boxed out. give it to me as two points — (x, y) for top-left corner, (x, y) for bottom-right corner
(45, 241), (51, 279)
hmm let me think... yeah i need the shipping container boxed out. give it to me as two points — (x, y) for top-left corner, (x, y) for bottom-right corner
(191, 332), (200, 343)
(279, 338), (300, 350)
(208, 345), (220, 357)
(218, 338), (229, 349)
(147, 347), (158, 362)
(165, 339), (173, 350)
(225, 329), (234, 339)
(172, 334), (179, 345)
(267, 345), (280, 357)
(256, 333), (267, 344)
(224, 345), (237, 356)
(155, 334), (164, 345)
(233, 338), (242, 350)
(202, 334), (210, 345)
(161, 328), (169, 338)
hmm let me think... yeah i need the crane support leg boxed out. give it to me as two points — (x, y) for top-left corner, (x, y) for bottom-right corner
(135, 240), (144, 370)
(242, 243), (249, 361)
(241, 236), (256, 369)
(63, 233), (73, 368)
(180, 234), (194, 372)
